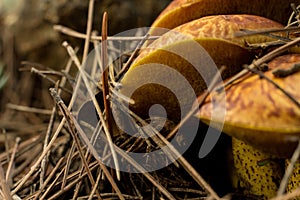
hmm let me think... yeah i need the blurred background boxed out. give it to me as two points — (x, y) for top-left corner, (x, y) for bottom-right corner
(0, 0), (171, 144)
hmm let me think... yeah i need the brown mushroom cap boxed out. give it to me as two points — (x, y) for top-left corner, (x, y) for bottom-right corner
(146, 14), (285, 53)
(198, 54), (300, 157)
(120, 15), (283, 122)
(151, 0), (300, 30)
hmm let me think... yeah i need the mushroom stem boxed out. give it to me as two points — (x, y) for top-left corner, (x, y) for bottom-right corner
(232, 138), (283, 199)
(286, 159), (300, 198)
(278, 140), (300, 197)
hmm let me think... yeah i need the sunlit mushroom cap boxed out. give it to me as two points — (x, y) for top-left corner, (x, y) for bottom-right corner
(198, 54), (300, 157)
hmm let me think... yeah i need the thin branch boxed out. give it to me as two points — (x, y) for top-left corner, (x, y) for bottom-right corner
(39, 104), (56, 188)
(242, 64), (300, 109)
(0, 160), (12, 200)
(270, 188), (300, 200)
(53, 25), (159, 41)
(234, 26), (300, 38)
(82, 0), (95, 63)
(88, 170), (102, 200)
(72, 144), (96, 199)
(277, 140), (300, 196)
(61, 141), (76, 190)
(272, 63), (300, 77)
(101, 12), (113, 138)
(6, 103), (53, 115)
(30, 67), (72, 94)
(6, 137), (20, 184)
(100, 12), (121, 180)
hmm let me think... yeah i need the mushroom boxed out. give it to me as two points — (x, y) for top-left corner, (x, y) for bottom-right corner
(120, 14), (284, 123)
(197, 53), (300, 199)
(150, 0), (300, 31)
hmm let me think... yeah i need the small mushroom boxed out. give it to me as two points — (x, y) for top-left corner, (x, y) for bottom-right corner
(197, 53), (300, 198)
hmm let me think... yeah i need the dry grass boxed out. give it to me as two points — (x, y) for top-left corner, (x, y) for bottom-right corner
(1, 1), (300, 200)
